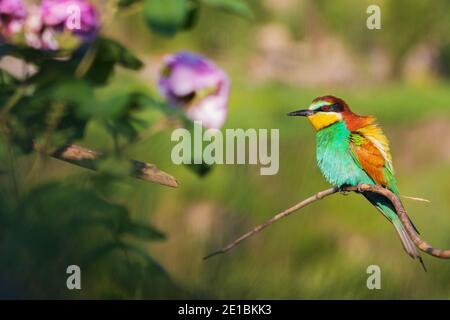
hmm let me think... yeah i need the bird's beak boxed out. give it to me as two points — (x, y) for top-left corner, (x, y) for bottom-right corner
(287, 109), (315, 117)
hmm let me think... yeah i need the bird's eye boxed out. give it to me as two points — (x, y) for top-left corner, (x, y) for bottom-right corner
(321, 105), (331, 112)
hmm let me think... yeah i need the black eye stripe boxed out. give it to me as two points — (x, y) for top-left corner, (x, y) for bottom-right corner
(319, 103), (343, 112)
(315, 103), (344, 113)
(332, 103), (343, 112)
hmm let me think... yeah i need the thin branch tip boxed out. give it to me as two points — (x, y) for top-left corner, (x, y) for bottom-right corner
(203, 251), (223, 260)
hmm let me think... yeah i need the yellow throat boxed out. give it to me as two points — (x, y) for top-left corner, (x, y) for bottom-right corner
(308, 112), (342, 130)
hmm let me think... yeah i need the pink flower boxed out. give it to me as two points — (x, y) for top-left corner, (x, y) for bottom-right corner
(0, 0), (26, 39)
(158, 52), (230, 129)
(40, 0), (99, 40)
(22, 0), (99, 51)
(24, 5), (58, 50)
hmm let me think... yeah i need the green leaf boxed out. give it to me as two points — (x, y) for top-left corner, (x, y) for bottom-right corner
(122, 222), (166, 240)
(81, 90), (130, 119)
(50, 80), (95, 107)
(94, 37), (143, 70)
(0, 43), (61, 63)
(75, 38), (143, 85)
(0, 69), (18, 86)
(8, 79), (95, 153)
(0, 70), (19, 107)
(143, 0), (187, 36)
(200, 0), (252, 18)
(182, 4), (200, 30)
(25, 38), (142, 87)
(117, 0), (142, 7)
(137, 93), (194, 126)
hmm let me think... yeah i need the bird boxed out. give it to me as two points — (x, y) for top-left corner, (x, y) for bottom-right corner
(288, 95), (425, 270)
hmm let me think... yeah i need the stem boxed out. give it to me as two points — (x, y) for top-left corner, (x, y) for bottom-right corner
(0, 86), (25, 116)
(5, 137), (20, 201)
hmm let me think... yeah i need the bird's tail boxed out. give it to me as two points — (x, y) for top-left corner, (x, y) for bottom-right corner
(391, 218), (426, 271)
(363, 192), (426, 271)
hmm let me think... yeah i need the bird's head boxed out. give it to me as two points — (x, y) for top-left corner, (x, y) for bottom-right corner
(288, 95), (351, 131)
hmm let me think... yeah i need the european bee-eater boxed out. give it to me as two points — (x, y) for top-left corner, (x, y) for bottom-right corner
(288, 95), (424, 269)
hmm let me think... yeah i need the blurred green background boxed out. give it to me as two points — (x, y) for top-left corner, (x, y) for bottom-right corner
(1, 0), (450, 299)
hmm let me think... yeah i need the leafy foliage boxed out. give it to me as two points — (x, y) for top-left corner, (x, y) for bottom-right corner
(143, 0), (188, 36)
(200, 0), (252, 18)
(0, 0), (251, 299)
(142, 0), (251, 35)
(0, 182), (176, 298)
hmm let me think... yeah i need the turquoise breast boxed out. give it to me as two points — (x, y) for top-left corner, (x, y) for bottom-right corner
(316, 121), (373, 187)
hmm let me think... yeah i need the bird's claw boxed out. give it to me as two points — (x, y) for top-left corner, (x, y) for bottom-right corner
(338, 186), (349, 196)
(339, 184), (365, 195)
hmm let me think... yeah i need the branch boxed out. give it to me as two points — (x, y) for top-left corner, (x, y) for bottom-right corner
(34, 143), (179, 188)
(203, 187), (339, 259)
(204, 184), (450, 260)
(353, 184), (450, 259)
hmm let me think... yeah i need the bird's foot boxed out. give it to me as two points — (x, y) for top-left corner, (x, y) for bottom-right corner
(356, 183), (365, 193)
(339, 184), (365, 195)
(338, 186), (350, 196)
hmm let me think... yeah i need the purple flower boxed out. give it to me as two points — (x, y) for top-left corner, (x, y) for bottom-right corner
(23, 0), (99, 50)
(24, 5), (59, 50)
(0, 0), (26, 39)
(158, 52), (230, 129)
(40, 0), (99, 40)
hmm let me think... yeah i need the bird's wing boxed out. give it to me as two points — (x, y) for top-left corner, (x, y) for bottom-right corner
(349, 123), (397, 193)
(350, 122), (422, 259)
(356, 124), (394, 173)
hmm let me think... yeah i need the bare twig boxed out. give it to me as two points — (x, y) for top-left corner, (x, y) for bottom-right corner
(203, 187), (339, 259)
(204, 184), (450, 260)
(34, 143), (179, 188)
